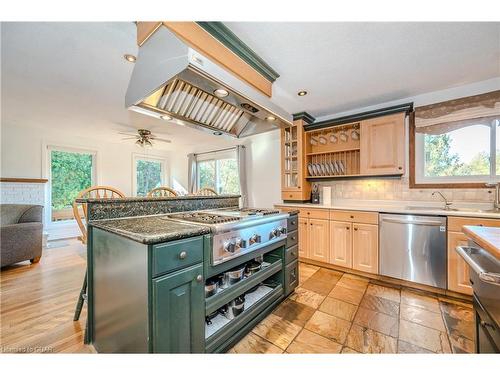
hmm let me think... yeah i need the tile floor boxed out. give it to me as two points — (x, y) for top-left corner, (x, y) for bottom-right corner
(228, 263), (475, 354)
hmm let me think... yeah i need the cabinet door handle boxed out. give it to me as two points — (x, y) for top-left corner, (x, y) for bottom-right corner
(291, 236), (296, 241)
(354, 228), (358, 231)
(398, 166), (403, 170)
(179, 251), (187, 260)
(291, 220), (297, 225)
(350, 215), (354, 219)
(195, 275), (203, 283)
(346, 227), (350, 230)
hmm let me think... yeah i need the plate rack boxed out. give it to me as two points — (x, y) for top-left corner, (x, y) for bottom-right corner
(305, 122), (361, 178)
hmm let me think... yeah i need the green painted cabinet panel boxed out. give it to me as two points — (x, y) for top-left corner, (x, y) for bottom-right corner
(152, 237), (204, 277)
(152, 263), (205, 353)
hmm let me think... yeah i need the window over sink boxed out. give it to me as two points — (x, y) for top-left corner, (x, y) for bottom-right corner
(411, 90), (500, 187)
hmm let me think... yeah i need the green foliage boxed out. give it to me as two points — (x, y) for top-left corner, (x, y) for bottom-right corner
(51, 151), (93, 210)
(198, 158), (240, 194)
(424, 134), (492, 177)
(136, 159), (162, 196)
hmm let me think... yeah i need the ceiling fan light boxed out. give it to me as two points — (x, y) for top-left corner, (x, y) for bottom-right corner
(161, 114), (172, 121)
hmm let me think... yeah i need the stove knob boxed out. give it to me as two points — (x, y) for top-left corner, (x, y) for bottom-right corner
(270, 228), (279, 239)
(276, 226), (287, 236)
(235, 237), (246, 248)
(223, 240), (236, 253)
(249, 234), (261, 245)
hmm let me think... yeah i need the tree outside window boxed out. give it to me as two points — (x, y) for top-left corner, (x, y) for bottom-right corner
(197, 157), (240, 194)
(134, 156), (165, 196)
(50, 149), (94, 222)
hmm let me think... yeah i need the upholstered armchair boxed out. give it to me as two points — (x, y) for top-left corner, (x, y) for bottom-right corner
(0, 204), (43, 267)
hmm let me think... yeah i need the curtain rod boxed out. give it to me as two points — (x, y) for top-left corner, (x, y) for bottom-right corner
(192, 145), (244, 157)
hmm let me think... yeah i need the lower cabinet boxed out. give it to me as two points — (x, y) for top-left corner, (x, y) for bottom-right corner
(330, 221), (352, 268)
(352, 223), (379, 274)
(152, 263), (205, 353)
(308, 218), (330, 262)
(298, 217), (309, 258)
(298, 217), (329, 262)
(447, 231), (473, 295)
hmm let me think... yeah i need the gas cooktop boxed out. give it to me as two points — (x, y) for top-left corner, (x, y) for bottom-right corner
(165, 208), (282, 225)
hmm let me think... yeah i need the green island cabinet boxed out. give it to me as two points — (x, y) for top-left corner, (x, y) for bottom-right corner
(87, 217), (299, 353)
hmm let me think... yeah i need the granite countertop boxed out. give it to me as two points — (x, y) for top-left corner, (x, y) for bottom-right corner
(463, 225), (500, 260)
(89, 215), (211, 244)
(275, 200), (500, 219)
(77, 194), (241, 204)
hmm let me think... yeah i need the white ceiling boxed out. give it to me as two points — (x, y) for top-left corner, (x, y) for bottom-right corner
(227, 22), (500, 118)
(1, 22), (499, 148)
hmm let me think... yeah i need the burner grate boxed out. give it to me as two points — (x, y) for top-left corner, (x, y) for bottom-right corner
(168, 212), (240, 224)
(239, 208), (280, 216)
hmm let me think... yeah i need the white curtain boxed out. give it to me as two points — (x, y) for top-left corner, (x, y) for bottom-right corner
(187, 153), (197, 194)
(236, 145), (248, 207)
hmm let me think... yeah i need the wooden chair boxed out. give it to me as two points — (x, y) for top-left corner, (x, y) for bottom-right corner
(72, 186), (125, 244)
(147, 186), (178, 197)
(72, 185), (125, 344)
(195, 187), (218, 196)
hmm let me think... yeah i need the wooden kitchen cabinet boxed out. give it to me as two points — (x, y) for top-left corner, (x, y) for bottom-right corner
(330, 221), (352, 268)
(308, 219), (330, 263)
(298, 217), (309, 258)
(447, 231), (472, 295)
(281, 118), (311, 201)
(352, 223), (379, 274)
(360, 113), (405, 175)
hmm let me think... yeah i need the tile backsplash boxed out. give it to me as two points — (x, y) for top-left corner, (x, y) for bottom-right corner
(318, 177), (494, 203)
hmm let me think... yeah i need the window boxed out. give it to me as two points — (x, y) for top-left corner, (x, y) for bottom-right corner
(133, 155), (166, 196)
(411, 91), (500, 187)
(197, 150), (240, 194)
(49, 147), (96, 222)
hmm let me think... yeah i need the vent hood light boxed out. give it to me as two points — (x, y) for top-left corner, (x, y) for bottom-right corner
(265, 116), (276, 121)
(297, 90), (307, 96)
(161, 114), (172, 121)
(124, 54), (137, 63)
(213, 89), (229, 98)
(213, 131), (223, 136)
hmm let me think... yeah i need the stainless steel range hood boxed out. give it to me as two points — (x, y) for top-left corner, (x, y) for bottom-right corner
(125, 26), (292, 138)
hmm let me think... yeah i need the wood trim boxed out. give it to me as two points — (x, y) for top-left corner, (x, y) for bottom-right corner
(409, 109), (490, 189)
(136, 22), (162, 46)
(0, 178), (48, 183)
(162, 22), (272, 97)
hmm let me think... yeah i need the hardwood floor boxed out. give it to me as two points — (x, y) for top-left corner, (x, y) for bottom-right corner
(1, 241), (474, 354)
(1, 240), (94, 353)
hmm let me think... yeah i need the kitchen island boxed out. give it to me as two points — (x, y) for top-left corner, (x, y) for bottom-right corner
(85, 196), (298, 353)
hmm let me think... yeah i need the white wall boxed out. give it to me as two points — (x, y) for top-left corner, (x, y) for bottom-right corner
(1, 123), (171, 196)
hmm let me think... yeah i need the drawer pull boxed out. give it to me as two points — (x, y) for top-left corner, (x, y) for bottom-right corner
(350, 215), (354, 219)
(354, 228), (358, 231)
(291, 251), (296, 257)
(291, 220), (297, 225)
(195, 275), (203, 283)
(291, 236), (296, 241)
(179, 251), (187, 260)
(346, 227), (350, 230)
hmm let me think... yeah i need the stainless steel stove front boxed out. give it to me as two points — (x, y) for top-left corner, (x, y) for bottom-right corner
(212, 218), (288, 265)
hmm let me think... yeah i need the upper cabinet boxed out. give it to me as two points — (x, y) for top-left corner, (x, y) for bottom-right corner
(281, 107), (410, 201)
(281, 117), (311, 201)
(360, 113), (406, 175)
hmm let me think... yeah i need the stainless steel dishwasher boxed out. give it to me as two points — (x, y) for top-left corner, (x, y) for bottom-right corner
(379, 213), (447, 288)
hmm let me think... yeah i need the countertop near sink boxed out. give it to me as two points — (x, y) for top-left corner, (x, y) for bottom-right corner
(90, 215), (211, 244)
(275, 200), (500, 219)
(463, 225), (500, 260)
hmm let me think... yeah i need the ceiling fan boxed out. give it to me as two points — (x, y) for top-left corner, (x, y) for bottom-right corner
(119, 129), (171, 147)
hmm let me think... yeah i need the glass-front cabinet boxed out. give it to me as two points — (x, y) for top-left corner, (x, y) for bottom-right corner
(281, 117), (311, 201)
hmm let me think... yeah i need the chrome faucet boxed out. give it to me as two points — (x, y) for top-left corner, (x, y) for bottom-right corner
(485, 182), (500, 211)
(432, 191), (452, 210)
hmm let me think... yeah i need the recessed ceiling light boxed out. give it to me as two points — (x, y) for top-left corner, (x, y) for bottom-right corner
(213, 131), (223, 136)
(265, 116), (276, 121)
(213, 89), (229, 98)
(297, 90), (308, 96)
(124, 54), (136, 63)
(161, 114), (172, 121)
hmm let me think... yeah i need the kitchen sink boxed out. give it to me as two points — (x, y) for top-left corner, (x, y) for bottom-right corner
(405, 206), (499, 213)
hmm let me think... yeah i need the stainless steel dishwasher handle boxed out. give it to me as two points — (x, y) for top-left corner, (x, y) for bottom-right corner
(381, 218), (444, 226)
(456, 246), (500, 286)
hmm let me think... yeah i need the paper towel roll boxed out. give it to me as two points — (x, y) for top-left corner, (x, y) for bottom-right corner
(322, 186), (332, 205)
